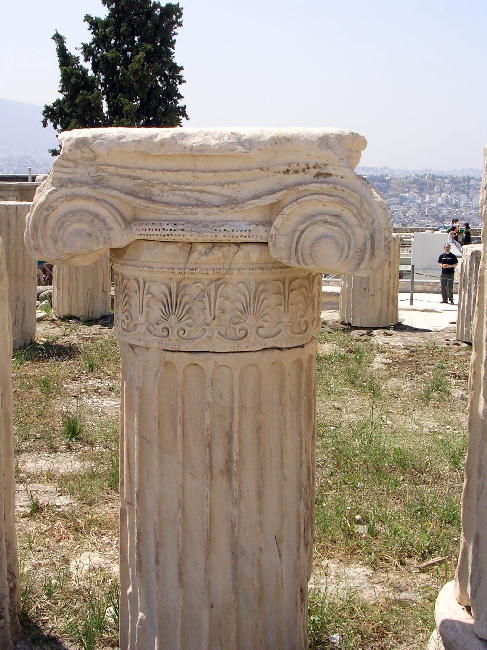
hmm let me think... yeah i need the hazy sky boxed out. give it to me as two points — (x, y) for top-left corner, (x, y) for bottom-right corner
(1, 0), (486, 169)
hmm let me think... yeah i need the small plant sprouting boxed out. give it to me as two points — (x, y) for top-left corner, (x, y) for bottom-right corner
(66, 586), (113, 650)
(38, 376), (53, 394)
(63, 413), (84, 441)
(38, 301), (52, 315)
(84, 356), (97, 372)
(421, 367), (451, 403)
(82, 339), (116, 373)
(27, 490), (40, 516)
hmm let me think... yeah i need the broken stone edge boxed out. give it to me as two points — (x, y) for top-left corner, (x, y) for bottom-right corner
(428, 581), (487, 650)
(25, 127), (392, 278)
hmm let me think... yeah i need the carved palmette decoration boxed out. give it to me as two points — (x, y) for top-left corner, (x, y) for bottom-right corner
(113, 267), (321, 352)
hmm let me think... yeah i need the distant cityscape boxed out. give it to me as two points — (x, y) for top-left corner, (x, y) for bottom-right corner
(0, 152), (483, 230)
(358, 167), (482, 228)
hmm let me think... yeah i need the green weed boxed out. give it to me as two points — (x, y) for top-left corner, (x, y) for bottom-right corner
(62, 413), (84, 441)
(314, 416), (462, 566)
(26, 490), (41, 516)
(82, 338), (118, 373)
(66, 584), (118, 650)
(308, 587), (435, 649)
(38, 376), (55, 394)
(13, 341), (77, 365)
(38, 302), (52, 315)
(421, 367), (451, 402)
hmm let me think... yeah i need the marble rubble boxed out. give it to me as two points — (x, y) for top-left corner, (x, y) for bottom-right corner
(428, 149), (487, 649)
(26, 127), (393, 649)
(456, 243), (482, 344)
(339, 233), (400, 327)
(52, 253), (111, 320)
(0, 202), (36, 348)
(0, 238), (20, 649)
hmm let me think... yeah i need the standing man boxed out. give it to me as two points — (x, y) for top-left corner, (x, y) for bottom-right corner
(438, 243), (458, 305)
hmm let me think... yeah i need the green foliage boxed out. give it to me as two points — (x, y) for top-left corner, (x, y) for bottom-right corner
(82, 338), (117, 373)
(65, 582), (119, 650)
(13, 341), (77, 365)
(421, 365), (451, 403)
(38, 301), (53, 315)
(43, 1), (188, 153)
(314, 416), (463, 566)
(62, 413), (84, 441)
(41, 32), (105, 155)
(38, 376), (55, 394)
(26, 490), (41, 517)
(308, 588), (435, 649)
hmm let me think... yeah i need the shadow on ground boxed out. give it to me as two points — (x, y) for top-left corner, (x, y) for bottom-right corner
(13, 341), (79, 363)
(16, 616), (70, 649)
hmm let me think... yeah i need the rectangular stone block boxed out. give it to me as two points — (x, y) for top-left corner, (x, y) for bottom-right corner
(339, 234), (400, 327)
(457, 244), (482, 343)
(0, 202), (36, 348)
(0, 238), (19, 648)
(53, 253), (111, 320)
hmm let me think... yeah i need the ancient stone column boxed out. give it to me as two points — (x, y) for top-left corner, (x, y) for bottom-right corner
(339, 233), (400, 327)
(0, 238), (20, 649)
(0, 202), (36, 348)
(428, 150), (487, 650)
(114, 241), (320, 649)
(457, 244), (482, 344)
(25, 127), (392, 649)
(52, 253), (111, 320)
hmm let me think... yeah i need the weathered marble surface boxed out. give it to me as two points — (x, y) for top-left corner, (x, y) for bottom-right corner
(25, 127), (392, 270)
(340, 234), (399, 327)
(53, 253), (111, 320)
(454, 152), (487, 640)
(432, 146), (487, 648)
(427, 582), (487, 650)
(112, 241), (321, 352)
(0, 202), (36, 348)
(0, 238), (19, 648)
(114, 241), (319, 647)
(25, 127), (392, 649)
(457, 244), (482, 343)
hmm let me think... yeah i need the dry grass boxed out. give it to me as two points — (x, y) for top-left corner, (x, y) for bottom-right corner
(310, 321), (469, 649)
(12, 316), (470, 649)
(13, 320), (120, 649)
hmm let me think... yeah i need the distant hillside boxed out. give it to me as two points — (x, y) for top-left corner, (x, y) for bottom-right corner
(0, 98), (58, 173)
(0, 98), (58, 154)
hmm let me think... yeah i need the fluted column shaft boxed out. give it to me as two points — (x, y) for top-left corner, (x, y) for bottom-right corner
(112, 240), (321, 649)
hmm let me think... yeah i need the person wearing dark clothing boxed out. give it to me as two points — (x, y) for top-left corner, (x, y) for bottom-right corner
(463, 223), (472, 246)
(438, 243), (458, 304)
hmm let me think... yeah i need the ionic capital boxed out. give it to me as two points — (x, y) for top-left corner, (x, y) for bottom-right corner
(25, 127), (392, 274)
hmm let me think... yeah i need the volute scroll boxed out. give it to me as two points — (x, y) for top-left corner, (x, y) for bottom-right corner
(25, 187), (131, 265)
(269, 187), (390, 275)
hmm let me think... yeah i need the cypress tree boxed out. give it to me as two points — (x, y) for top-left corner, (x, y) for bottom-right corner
(43, 1), (188, 154)
(42, 31), (105, 155)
